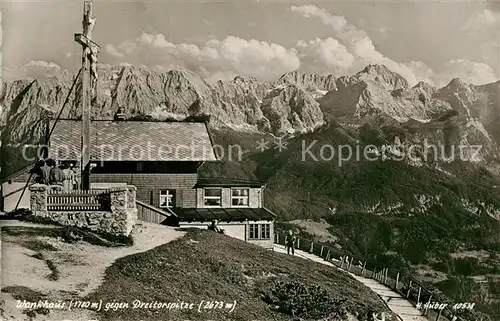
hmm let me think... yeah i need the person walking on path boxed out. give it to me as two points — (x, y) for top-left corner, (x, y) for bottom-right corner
(62, 164), (75, 193)
(49, 160), (65, 187)
(285, 230), (296, 255)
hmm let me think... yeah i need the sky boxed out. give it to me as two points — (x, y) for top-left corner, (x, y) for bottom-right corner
(1, 0), (500, 88)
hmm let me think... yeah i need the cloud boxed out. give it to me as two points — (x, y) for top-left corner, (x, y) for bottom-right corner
(405, 60), (497, 87)
(405, 61), (434, 84)
(104, 41), (137, 58)
(290, 5), (423, 85)
(2, 60), (62, 80)
(23, 60), (61, 78)
(105, 44), (125, 58)
(436, 60), (497, 87)
(113, 33), (301, 80)
(290, 5), (498, 87)
(296, 37), (355, 74)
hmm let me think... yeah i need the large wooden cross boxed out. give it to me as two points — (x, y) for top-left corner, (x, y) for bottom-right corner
(74, 1), (99, 190)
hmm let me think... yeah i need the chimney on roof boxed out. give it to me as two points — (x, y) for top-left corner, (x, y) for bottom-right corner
(114, 107), (126, 121)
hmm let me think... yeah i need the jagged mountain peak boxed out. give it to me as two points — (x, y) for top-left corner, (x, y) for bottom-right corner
(275, 70), (337, 92)
(2, 63), (500, 144)
(354, 64), (409, 90)
(359, 64), (393, 74)
(413, 81), (436, 92)
(444, 77), (471, 91)
(231, 75), (262, 86)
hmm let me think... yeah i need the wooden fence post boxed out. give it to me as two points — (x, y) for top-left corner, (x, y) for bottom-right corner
(320, 246), (324, 257)
(348, 257), (353, 271)
(275, 232), (279, 244)
(373, 268), (376, 278)
(384, 268), (388, 284)
(435, 307), (442, 321)
(407, 280), (412, 298)
(310, 242), (314, 253)
(325, 249), (330, 261)
(361, 261), (366, 276)
(297, 237), (300, 249)
(424, 295), (432, 316)
(417, 287), (421, 305)
(395, 273), (400, 290)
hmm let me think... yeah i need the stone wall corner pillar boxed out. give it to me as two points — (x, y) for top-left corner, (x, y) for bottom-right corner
(109, 186), (128, 211)
(29, 184), (48, 216)
(126, 185), (137, 209)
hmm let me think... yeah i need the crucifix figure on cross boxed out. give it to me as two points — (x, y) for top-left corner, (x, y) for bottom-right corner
(75, 1), (99, 99)
(74, 0), (100, 190)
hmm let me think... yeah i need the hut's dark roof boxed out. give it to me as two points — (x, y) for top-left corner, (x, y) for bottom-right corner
(195, 177), (265, 188)
(173, 207), (276, 222)
(48, 119), (217, 162)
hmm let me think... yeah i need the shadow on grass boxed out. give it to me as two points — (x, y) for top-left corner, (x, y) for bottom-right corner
(1, 209), (133, 247)
(2, 286), (50, 317)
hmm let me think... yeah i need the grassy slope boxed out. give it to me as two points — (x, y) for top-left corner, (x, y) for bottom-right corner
(88, 229), (395, 321)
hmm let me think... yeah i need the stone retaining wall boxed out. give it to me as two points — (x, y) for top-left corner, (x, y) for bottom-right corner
(29, 184), (138, 236)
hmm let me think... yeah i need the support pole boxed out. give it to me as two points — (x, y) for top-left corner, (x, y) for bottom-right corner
(407, 280), (412, 298)
(435, 308), (442, 321)
(395, 273), (400, 290)
(424, 295), (432, 316)
(74, 1), (99, 190)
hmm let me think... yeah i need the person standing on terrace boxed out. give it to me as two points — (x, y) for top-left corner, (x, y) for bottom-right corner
(49, 160), (65, 187)
(62, 163), (75, 192)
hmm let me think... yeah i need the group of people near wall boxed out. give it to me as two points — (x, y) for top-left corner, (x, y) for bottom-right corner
(33, 159), (79, 192)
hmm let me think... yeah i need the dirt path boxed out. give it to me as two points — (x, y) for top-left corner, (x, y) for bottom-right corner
(0, 221), (185, 321)
(274, 244), (430, 321)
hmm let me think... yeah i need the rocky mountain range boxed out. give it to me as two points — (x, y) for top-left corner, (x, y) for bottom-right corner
(0, 64), (498, 135)
(1, 63), (500, 169)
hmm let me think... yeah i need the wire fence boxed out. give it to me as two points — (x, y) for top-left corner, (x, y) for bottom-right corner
(274, 230), (477, 321)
